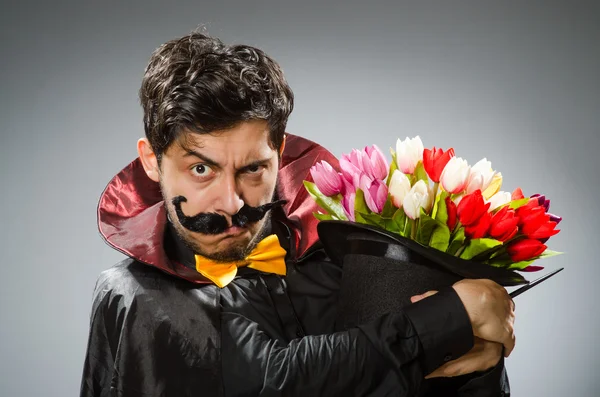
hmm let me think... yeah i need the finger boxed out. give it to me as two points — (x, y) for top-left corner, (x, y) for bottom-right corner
(504, 332), (516, 357)
(426, 340), (502, 378)
(425, 363), (448, 379)
(425, 358), (473, 378)
(426, 340), (480, 378)
(410, 290), (438, 303)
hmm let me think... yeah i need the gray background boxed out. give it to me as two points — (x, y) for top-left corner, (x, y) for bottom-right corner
(1, 0), (598, 395)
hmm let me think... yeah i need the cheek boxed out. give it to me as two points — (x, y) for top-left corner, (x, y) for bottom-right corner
(243, 170), (278, 202)
(161, 177), (214, 215)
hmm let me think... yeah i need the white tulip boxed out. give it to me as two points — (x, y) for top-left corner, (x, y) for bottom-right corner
(487, 191), (512, 212)
(402, 180), (433, 220)
(440, 156), (470, 194)
(388, 170), (412, 208)
(466, 158), (497, 194)
(395, 136), (424, 174)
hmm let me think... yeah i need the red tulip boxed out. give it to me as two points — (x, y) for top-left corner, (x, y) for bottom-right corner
(457, 190), (490, 226)
(511, 187), (525, 200)
(446, 196), (458, 230)
(522, 265), (544, 272)
(524, 219), (560, 240)
(489, 206), (519, 242)
(423, 147), (455, 183)
(464, 211), (492, 239)
(507, 239), (547, 262)
(517, 202), (545, 226)
(517, 200), (560, 240)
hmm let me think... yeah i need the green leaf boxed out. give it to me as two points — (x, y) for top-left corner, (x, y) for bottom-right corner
(509, 198), (530, 210)
(381, 194), (397, 218)
(404, 217), (412, 238)
(434, 190), (450, 225)
(361, 212), (386, 228)
(459, 238), (503, 261)
(392, 209), (408, 236)
(429, 223), (451, 252)
(386, 150), (399, 185)
(486, 254), (513, 268)
(416, 210), (439, 246)
(414, 210), (451, 252)
(488, 249), (563, 269)
(489, 246), (507, 259)
(354, 212), (365, 224)
(414, 161), (429, 185)
(447, 228), (466, 255)
(354, 189), (370, 215)
(538, 249), (564, 259)
(313, 212), (335, 221)
(383, 218), (401, 234)
(507, 260), (534, 270)
(303, 181), (348, 220)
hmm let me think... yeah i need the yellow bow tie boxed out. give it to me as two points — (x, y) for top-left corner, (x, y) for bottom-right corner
(195, 234), (287, 288)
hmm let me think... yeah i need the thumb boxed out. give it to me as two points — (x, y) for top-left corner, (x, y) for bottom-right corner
(410, 290), (438, 303)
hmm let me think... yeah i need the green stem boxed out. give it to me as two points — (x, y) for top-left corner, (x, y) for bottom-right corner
(410, 218), (417, 240)
(455, 244), (466, 258)
(432, 182), (439, 202)
(430, 182), (440, 218)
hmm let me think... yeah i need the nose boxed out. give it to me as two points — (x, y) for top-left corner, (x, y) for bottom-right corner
(213, 174), (244, 218)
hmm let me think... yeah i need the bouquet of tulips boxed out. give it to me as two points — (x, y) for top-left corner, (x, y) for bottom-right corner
(304, 136), (563, 272)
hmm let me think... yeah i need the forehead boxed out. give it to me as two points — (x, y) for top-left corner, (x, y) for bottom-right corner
(169, 120), (275, 159)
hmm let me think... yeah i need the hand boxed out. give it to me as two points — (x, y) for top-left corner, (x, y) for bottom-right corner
(452, 279), (516, 357)
(410, 279), (516, 357)
(424, 337), (503, 378)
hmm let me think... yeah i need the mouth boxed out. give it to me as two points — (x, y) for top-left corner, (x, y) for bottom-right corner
(220, 225), (248, 238)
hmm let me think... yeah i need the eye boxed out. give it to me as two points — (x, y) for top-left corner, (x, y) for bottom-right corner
(191, 164), (214, 178)
(245, 164), (262, 174)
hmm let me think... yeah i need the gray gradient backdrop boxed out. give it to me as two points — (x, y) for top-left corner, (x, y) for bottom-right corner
(1, 1), (598, 395)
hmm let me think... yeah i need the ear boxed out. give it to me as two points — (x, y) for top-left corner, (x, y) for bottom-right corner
(278, 134), (287, 157)
(137, 138), (160, 182)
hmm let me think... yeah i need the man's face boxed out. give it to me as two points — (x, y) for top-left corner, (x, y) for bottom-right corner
(141, 120), (280, 261)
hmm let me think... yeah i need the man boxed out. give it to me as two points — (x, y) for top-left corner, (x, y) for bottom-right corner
(80, 31), (515, 396)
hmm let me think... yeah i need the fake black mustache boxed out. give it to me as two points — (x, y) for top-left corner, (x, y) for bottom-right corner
(172, 195), (287, 235)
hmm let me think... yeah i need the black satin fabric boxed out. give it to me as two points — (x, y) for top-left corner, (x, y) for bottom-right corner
(79, 259), (222, 396)
(80, 223), (510, 396)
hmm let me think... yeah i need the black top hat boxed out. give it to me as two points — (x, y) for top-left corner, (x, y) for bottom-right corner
(318, 220), (528, 331)
(318, 220), (529, 287)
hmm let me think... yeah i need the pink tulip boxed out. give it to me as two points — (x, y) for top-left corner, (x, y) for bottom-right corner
(363, 145), (389, 180)
(342, 191), (356, 221)
(309, 161), (343, 197)
(360, 174), (388, 213)
(339, 152), (363, 189)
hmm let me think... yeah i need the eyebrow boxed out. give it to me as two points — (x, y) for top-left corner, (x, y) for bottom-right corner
(183, 149), (272, 171)
(183, 149), (220, 167)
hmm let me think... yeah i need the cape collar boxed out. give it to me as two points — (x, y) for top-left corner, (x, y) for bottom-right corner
(97, 133), (340, 284)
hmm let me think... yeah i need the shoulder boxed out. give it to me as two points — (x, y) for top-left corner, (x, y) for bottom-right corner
(90, 258), (171, 316)
(94, 258), (150, 297)
(90, 258), (217, 319)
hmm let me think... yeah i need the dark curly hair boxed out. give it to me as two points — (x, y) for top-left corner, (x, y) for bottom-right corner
(139, 32), (294, 162)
